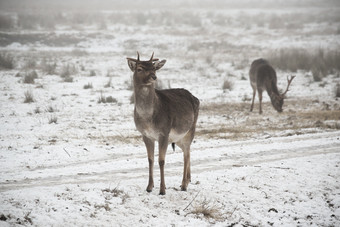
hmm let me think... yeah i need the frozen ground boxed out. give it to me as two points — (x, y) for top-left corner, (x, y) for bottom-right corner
(1, 1), (340, 226)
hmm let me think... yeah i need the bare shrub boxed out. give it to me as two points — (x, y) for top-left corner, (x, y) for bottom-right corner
(0, 53), (14, 69)
(312, 67), (323, 82)
(41, 59), (57, 75)
(48, 115), (58, 124)
(104, 77), (112, 88)
(336, 83), (340, 98)
(89, 69), (96, 77)
(222, 79), (234, 92)
(83, 82), (93, 89)
(24, 58), (37, 69)
(63, 76), (74, 83)
(98, 92), (117, 103)
(34, 107), (41, 114)
(24, 90), (34, 103)
(46, 106), (56, 113)
(187, 198), (223, 222)
(268, 49), (340, 81)
(102, 186), (129, 204)
(23, 71), (38, 84)
(0, 15), (14, 30)
(60, 63), (77, 78)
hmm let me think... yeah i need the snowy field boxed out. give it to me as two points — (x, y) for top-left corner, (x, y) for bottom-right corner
(1, 0), (340, 226)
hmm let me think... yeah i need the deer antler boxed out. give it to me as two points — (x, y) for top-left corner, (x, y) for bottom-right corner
(149, 52), (159, 62)
(126, 51), (141, 62)
(149, 52), (154, 61)
(127, 51), (159, 62)
(281, 75), (296, 97)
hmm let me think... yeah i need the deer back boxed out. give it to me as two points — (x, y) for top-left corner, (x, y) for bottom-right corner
(249, 58), (269, 89)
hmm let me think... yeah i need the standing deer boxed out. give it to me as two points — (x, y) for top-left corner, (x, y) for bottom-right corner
(127, 52), (200, 195)
(249, 58), (295, 114)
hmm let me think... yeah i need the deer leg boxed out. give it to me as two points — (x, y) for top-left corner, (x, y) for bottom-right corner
(181, 148), (191, 191)
(143, 136), (154, 193)
(158, 136), (168, 195)
(250, 89), (256, 112)
(258, 89), (263, 114)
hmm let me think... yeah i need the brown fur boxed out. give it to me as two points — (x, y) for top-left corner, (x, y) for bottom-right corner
(249, 58), (294, 114)
(127, 53), (199, 195)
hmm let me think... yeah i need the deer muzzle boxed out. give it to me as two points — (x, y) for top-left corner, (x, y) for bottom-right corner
(150, 73), (157, 80)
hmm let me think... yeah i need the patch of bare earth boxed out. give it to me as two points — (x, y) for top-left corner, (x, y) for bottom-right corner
(197, 99), (340, 140)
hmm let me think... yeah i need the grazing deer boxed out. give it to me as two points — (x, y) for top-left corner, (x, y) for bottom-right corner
(127, 52), (200, 195)
(249, 58), (295, 114)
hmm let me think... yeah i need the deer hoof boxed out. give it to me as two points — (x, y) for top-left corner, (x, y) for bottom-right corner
(159, 190), (166, 195)
(146, 185), (153, 193)
(181, 185), (188, 191)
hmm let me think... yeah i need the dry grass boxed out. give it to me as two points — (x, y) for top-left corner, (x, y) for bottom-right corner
(98, 92), (117, 103)
(0, 53), (14, 69)
(48, 115), (58, 124)
(197, 100), (340, 140)
(24, 90), (34, 103)
(23, 71), (38, 84)
(83, 82), (93, 89)
(186, 198), (224, 222)
(267, 49), (340, 80)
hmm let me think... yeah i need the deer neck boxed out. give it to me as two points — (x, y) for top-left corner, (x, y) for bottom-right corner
(134, 83), (158, 117)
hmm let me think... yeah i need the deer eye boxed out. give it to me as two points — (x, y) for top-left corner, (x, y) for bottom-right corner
(137, 68), (143, 73)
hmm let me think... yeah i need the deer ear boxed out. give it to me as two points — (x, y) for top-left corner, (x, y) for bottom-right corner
(127, 59), (137, 72)
(154, 60), (166, 70)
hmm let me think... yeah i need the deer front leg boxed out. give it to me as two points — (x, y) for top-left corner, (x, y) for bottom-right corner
(158, 136), (168, 195)
(181, 148), (191, 191)
(143, 136), (155, 193)
(250, 89), (256, 112)
(258, 89), (263, 114)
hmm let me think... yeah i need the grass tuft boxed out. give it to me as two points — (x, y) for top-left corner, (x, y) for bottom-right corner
(335, 84), (340, 98)
(98, 92), (117, 103)
(83, 82), (93, 89)
(268, 49), (340, 81)
(187, 198), (223, 222)
(48, 115), (58, 124)
(222, 79), (234, 92)
(23, 71), (38, 84)
(0, 53), (14, 69)
(60, 63), (77, 78)
(24, 90), (34, 103)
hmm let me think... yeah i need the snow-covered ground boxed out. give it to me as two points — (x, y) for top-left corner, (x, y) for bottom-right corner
(1, 1), (340, 226)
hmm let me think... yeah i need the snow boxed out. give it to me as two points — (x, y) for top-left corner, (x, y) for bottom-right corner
(1, 1), (340, 226)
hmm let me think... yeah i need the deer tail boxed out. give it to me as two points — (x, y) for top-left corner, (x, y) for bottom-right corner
(171, 143), (175, 151)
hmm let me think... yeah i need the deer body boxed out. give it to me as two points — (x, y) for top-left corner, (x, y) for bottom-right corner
(127, 53), (199, 195)
(249, 58), (295, 114)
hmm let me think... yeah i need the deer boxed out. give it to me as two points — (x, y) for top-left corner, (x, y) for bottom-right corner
(249, 58), (295, 114)
(127, 52), (200, 195)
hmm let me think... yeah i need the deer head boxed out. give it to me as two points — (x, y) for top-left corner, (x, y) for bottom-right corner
(271, 75), (296, 113)
(127, 52), (166, 86)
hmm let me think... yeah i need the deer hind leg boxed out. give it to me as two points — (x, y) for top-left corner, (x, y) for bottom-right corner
(250, 88), (256, 112)
(181, 148), (191, 191)
(143, 136), (155, 193)
(178, 135), (193, 191)
(158, 136), (169, 195)
(258, 89), (263, 114)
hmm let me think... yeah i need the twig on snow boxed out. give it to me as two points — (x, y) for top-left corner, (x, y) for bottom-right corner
(183, 190), (201, 211)
(63, 148), (71, 157)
